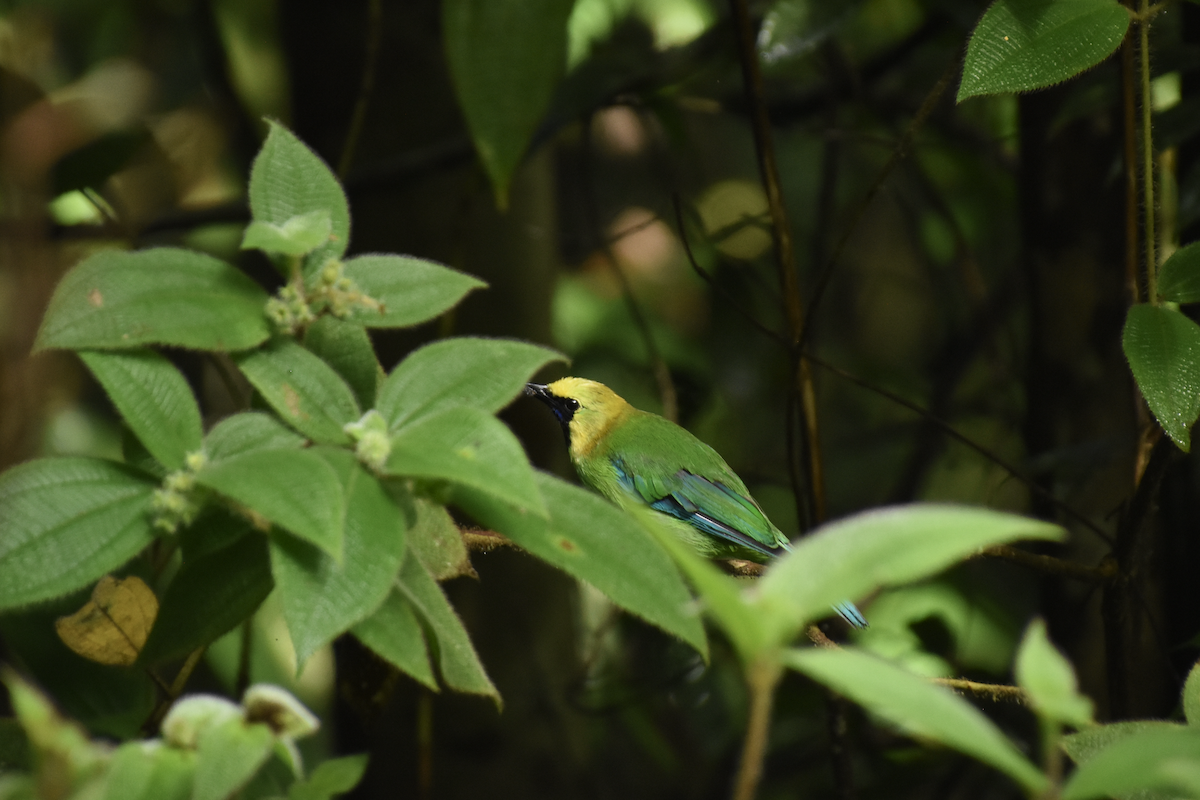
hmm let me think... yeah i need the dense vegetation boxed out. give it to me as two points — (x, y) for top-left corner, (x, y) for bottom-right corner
(2, 0), (1200, 798)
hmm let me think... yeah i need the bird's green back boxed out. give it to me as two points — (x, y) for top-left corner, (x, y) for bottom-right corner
(574, 409), (788, 559)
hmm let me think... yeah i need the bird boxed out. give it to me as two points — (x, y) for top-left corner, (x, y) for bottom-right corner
(525, 377), (867, 629)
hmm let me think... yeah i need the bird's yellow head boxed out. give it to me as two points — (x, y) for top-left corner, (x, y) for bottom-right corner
(525, 377), (633, 458)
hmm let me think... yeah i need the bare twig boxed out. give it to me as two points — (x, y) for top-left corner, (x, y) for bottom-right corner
(933, 677), (1027, 704)
(806, 351), (1115, 545)
(978, 545), (1116, 583)
(338, 0), (383, 179)
(727, 0), (826, 529)
(798, 51), (962, 353)
(581, 116), (678, 421)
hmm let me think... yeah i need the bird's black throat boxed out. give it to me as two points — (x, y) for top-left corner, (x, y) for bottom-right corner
(524, 383), (574, 447)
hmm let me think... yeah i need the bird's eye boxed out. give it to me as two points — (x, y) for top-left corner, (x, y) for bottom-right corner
(565, 398), (580, 411)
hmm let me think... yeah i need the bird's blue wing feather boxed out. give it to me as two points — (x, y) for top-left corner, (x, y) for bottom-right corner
(613, 458), (784, 557)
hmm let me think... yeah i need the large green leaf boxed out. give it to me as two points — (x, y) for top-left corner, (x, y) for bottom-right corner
(1063, 719), (1185, 765)
(784, 647), (1047, 794)
(79, 349), (202, 471)
(105, 740), (195, 800)
(443, 0), (575, 205)
(376, 337), (564, 430)
(341, 255), (485, 329)
(288, 754), (369, 800)
(1062, 725), (1200, 799)
(455, 474), (707, 657)
(1122, 304), (1200, 451)
(141, 533), (273, 665)
(193, 717), (275, 800)
(303, 316), (380, 411)
(958, 0), (1130, 102)
(633, 507), (767, 661)
(386, 406), (545, 516)
(1014, 619), (1093, 728)
(271, 450), (407, 669)
(204, 412), (306, 463)
(352, 590), (438, 691)
(234, 337), (361, 445)
(405, 497), (472, 581)
(248, 121), (349, 273)
(1185, 660), (1200, 725)
(196, 449), (345, 560)
(35, 248), (270, 352)
(0, 458), (156, 610)
(1159, 242), (1200, 304)
(758, 504), (1063, 643)
(396, 553), (498, 703)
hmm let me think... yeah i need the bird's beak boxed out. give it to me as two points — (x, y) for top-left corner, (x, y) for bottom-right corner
(525, 383), (573, 446)
(524, 383), (550, 399)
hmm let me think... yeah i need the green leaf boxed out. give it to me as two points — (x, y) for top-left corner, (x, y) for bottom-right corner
(79, 349), (202, 471)
(1014, 618), (1094, 728)
(193, 717), (275, 800)
(271, 449), (407, 670)
(196, 449), (345, 560)
(396, 553), (499, 703)
(0, 458), (156, 610)
(758, 504), (1063, 643)
(352, 589), (438, 691)
(204, 412), (306, 463)
(443, 0), (575, 205)
(406, 497), (472, 581)
(1185, 660), (1200, 725)
(242, 211), (333, 257)
(303, 316), (380, 411)
(105, 741), (195, 800)
(385, 406), (545, 516)
(783, 647), (1048, 794)
(957, 0), (1130, 102)
(376, 337), (564, 430)
(1159, 242), (1200, 303)
(635, 506), (767, 661)
(456, 474), (707, 657)
(1122, 304), (1200, 451)
(1063, 719), (1185, 765)
(234, 337), (361, 445)
(141, 532), (272, 665)
(249, 121), (349, 272)
(1061, 725), (1200, 800)
(35, 248), (271, 352)
(289, 754), (369, 800)
(340, 255), (486, 329)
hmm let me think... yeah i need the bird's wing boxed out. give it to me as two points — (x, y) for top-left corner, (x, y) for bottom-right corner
(615, 461), (785, 558)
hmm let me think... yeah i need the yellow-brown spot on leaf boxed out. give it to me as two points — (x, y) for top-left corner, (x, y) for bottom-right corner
(556, 537), (577, 553)
(55, 575), (158, 666)
(281, 383), (306, 420)
(87, 288), (103, 307)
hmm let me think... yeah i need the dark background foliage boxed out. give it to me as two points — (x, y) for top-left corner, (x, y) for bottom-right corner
(1, 0), (1198, 797)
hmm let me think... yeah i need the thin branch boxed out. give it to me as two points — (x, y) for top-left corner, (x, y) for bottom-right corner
(805, 352), (1116, 545)
(978, 545), (1116, 583)
(1139, 0), (1157, 301)
(798, 51), (962, 353)
(727, 0), (826, 528)
(338, 0), (383, 179)
(581, 116), (678, 421)
(672, 195), (791, 349)
(933, 677), (1027, 705)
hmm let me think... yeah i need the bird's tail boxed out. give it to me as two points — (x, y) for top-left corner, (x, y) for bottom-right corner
(832, 600), (868, 630)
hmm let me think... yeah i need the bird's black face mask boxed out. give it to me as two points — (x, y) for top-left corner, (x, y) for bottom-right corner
(524, 383), (580, 446)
